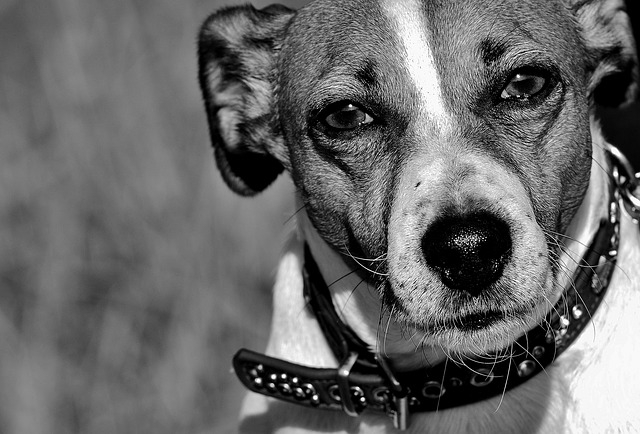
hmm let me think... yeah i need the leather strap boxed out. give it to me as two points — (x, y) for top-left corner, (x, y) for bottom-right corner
(301, 245), (379, 371)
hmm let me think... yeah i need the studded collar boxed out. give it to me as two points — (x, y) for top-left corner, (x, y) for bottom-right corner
(233, 147), (631, 430)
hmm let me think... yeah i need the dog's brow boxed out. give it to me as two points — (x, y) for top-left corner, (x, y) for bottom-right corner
(478, 37), (509, 65)
(355, 60), (378, 88)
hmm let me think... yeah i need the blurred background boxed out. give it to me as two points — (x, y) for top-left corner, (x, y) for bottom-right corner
(0, 1), (637, 433)
(1, 0), (304, 433)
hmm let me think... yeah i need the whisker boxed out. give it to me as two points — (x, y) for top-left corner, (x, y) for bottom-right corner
(436, 356), (449, 412)
(343, 252), (388, 262)
(343, 246), (390, 276)
(494, 343), (514, 412)
(338, 278), (367, 315)
(514, 340), (550, 376)
(327, 268), (361, 288)
(382, 304), (396, 358)
(544, 223), (629, 280)
(283, 203), (307, 225)
(376, 301), (386, 356)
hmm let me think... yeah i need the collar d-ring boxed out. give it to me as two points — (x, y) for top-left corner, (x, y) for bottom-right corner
(608, 145), (640, 221)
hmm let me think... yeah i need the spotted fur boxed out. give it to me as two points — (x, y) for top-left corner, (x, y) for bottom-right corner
(198, 4), (294, 195)
(568, 0), (638, 105)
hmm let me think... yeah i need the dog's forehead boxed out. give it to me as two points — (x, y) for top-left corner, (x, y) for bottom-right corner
(280, 0), (407, 96)
(280, 0), (582, 118)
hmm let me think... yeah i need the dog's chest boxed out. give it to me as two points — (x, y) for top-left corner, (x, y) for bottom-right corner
(557, 213), (640, 433)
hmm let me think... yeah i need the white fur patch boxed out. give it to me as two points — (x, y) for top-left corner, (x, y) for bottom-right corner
(381, 0), (452, 132)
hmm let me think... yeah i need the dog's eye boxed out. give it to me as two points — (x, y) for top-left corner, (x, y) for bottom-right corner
(323, 103), (374, 130)
(501, 71), (548, 100)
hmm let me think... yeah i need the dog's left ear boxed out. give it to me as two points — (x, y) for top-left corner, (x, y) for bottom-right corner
(198, 5), (295, 196)
(567, 0), (638, 106)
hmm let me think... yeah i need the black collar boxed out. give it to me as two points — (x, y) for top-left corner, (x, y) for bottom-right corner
(233, 154), (625, 430)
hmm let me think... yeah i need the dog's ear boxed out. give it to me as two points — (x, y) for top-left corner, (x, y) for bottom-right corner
(567, 0), (638, 106)
(198, 5), (295, 196)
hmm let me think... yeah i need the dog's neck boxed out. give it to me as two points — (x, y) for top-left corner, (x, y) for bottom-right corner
(561, 127), (612, 290)
(297, 129), (611, 371)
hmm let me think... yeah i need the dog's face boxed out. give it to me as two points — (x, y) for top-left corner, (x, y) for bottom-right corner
(199, 0), (637, 354)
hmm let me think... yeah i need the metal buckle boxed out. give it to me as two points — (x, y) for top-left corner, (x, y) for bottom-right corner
(608, 145), (640, 222)
(336, 352), (361, 417)
(375, 354), (410, 430)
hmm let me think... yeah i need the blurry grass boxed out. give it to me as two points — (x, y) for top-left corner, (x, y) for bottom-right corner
(0, 0), (304, 432)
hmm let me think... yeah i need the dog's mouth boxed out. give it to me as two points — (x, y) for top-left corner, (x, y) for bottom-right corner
(403, 305), (537, 338)
(392, 306), (540, 356)
(445, 310), (506, 331)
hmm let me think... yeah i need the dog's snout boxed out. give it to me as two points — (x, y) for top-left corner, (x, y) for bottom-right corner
(422, 213), (512, 296)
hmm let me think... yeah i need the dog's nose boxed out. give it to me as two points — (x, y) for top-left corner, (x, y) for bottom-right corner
(421, 213), (512, 296)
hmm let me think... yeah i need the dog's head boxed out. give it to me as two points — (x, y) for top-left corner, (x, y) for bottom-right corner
(199, 0), (637, 355)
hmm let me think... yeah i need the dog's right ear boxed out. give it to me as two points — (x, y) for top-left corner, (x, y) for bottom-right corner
(567, 0), (638, 106)
(198, 5), (295, 196)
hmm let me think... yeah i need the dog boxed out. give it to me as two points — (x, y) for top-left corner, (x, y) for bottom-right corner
(198, 0), (640, 432)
